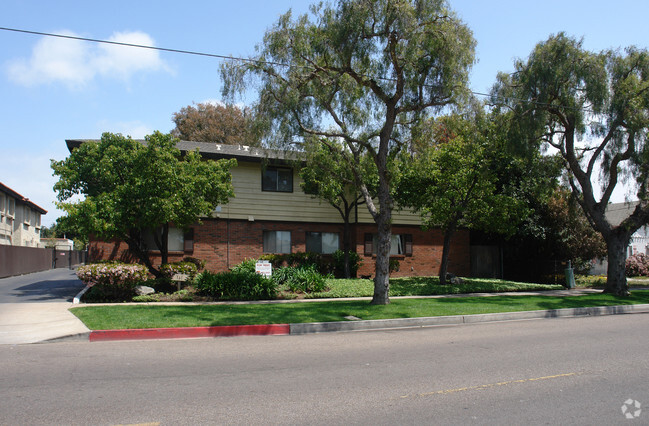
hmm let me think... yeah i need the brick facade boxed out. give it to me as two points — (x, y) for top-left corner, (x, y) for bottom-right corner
(88, 219), (470, 278)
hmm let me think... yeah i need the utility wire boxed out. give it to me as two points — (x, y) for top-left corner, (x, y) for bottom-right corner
(0, 25), (594, 113)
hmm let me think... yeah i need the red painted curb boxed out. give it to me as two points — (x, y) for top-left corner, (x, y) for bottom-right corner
(89, 324), (290, 342)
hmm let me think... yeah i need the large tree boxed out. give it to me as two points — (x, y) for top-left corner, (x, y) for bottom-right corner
(396, 114), (524, 284)
(52, 132), (235, 277)
(222, 0), (475, 304)
(300, 138), (374, 277)
(492, 33), (649, 295)
(171, 102), (261, 146)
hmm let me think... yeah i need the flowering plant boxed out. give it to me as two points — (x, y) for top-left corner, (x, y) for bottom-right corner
(626, 254), (649, 277)
(76, 262), (148, 288)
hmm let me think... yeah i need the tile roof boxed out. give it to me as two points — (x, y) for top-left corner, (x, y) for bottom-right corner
(0, 182), (48, 214)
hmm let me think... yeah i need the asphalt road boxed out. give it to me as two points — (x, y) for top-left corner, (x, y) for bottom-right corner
(0, 268), (85, 303)
(1, 313), (648, 425)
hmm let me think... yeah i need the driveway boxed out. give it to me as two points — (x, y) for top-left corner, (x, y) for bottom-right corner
(0, 269), (90, 344)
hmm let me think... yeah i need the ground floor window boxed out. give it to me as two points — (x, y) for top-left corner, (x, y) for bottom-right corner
(365, 233), (413, 256)
(263, 230), (291, 253)
(306, 232), (339, 254)
(143, 226), (185, 252)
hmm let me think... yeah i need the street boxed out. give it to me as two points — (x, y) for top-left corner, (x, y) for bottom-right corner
(1, 313), (648, 425)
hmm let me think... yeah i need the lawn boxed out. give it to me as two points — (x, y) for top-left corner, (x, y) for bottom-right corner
(70, 290), (649, 330)
(309, 276), (563, 298)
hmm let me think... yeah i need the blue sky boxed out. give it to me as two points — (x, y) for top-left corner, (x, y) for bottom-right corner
(2, 0), (648, 227)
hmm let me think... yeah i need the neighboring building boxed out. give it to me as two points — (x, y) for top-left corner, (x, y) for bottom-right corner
(590, 201), (648, 275)
(66, 139), (471, 278)
(40, 238), (74, 250)
(0, 182), (47, 247)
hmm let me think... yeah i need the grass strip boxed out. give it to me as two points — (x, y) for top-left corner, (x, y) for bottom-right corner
(71, 290), (649, 330)
(310, 277), (563, 299)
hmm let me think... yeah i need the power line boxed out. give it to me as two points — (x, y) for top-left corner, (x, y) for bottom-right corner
(0, 25), (595, 113)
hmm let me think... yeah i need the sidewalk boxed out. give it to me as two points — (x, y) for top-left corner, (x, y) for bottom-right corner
(0, 269), (90, 345)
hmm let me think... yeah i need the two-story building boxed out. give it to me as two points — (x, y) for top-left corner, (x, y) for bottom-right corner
(66, 139), (470, 278)
(0, 182), (47, 247)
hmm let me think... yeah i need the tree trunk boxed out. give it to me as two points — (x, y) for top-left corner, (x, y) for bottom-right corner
(342, 208), (352, 279)
(438, 226), (456, 286)
(603, 232), (630, 296)
(372, 207), (392, 304)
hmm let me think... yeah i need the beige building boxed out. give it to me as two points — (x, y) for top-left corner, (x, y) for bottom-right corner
(0, 182), (47, 247)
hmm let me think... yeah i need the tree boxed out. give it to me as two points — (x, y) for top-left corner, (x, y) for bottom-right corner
(396, 114), (524, 284)
(222, 0), (475, 304)
(299, 138), (374, 277)
(51, 132), (235, 277)
(171, 102), (261, 146)
(492, 33), (649, 295)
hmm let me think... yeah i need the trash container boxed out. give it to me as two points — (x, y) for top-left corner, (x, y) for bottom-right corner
(565, 260), (576, 289)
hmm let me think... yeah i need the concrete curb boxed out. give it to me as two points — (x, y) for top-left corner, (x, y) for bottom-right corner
(65, 303), (649, 342)
(289, 303), (649, 335)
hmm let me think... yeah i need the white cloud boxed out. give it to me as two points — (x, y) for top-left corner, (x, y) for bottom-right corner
(6, 30), (171, 89)
(95, 120), (153, 139)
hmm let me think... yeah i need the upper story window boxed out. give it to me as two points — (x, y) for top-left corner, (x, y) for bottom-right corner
(262, 167), (293, 192)
(6, 197), (15, 218)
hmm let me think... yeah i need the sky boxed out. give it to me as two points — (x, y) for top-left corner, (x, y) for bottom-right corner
(1, 0), (648, 227)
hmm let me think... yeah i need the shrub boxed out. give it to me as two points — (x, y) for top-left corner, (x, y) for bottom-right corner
(260, 252), (332, 274)
(182, 256), (206, 271)
(195, 270), (277, 300)
(160, 261), (199, 281)
(76, 262), (148, 301)
(231, 258), (258, 274)
(626, 254), (649, 277)
(331, 250), (362, 278)
(272, 264), (328, 293)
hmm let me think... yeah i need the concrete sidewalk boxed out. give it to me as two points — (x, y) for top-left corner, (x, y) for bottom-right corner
(0, 269), (89, 345)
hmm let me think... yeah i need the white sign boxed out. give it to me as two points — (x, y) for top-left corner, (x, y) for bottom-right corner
(255, 261), (272, 278)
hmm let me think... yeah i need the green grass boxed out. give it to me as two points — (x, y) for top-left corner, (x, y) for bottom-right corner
(307, 276), (563, 298)
(70, 290), (649, 330)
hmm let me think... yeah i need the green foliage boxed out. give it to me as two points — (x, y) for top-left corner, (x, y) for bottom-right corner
(195, 270), (277, 301)
(182, 257), (206, 271)
(160, 261), (199, 281)
(331, 250), (362, 278)
(491, 32), (649, 293)
(230, 258), (258, 274)
(260, 252), (331, 274)
(272, 265), (328, 293)
(222, 0), (477, 303)
(51, 131), (236, 276)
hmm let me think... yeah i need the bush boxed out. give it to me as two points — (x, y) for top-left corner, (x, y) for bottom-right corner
(626, 254), (649, 277)
(260, 252), (332, 274)
(76, 262), (148, 301)
(231, 258), (258, 274)
(331, 250), (362, 278)
(160, 261), (199, 281)
(182, 256), (206, 271)
(195, 270), (277, 300)
(272, 264), (328, 293)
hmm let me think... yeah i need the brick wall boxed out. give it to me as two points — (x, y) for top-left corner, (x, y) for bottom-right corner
(88, 219), (470, 278)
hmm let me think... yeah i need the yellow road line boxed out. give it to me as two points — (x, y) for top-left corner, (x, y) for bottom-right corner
(401, 372), (581, 399)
